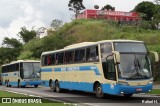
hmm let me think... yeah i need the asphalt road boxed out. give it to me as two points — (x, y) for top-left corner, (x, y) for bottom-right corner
(0, 86), (160, 106)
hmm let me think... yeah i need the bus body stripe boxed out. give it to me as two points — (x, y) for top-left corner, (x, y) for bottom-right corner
(41, 66), (101, 75)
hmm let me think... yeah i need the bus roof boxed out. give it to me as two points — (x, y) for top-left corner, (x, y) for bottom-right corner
(41, 39), (144, 55)
(2, 60), (40, 66)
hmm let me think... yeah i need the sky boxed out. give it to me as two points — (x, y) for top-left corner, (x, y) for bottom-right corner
(0, 0), (153, 45)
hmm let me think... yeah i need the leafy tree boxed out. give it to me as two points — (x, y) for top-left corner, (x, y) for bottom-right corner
(50, 19), (63, 31)
(133, 1), (155, 21)
(2, 37), (22, 48)
(18, 26), (36, 43)
(68, 0), (85, 20)
(101, 4), (115, 11)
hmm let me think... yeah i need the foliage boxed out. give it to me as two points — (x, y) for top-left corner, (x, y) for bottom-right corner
(68, 0), (85, 19)
(18, 26), (36, 43)
(101, 4), (115, 11)
(0, 47), (21, 64)
(2, 37), (22, 48)
(50, 19), (63, 31)
(133, 1), (155, 21)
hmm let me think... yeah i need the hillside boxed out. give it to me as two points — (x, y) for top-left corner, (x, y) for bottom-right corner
(19, 19), (160, 59)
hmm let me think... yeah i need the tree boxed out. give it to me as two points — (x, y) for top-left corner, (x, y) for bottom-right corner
(50, 19), (63, 31)
(18, 26), (36, 43)
(101, 4), (115, 11)
(2, 37), (22, 48)
(133, 1), (155, 21)
(68, 0), (85, 20)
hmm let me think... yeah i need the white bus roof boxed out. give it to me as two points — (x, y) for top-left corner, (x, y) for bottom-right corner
(42, 39), (144, 55)
(2, 60), (40, 66)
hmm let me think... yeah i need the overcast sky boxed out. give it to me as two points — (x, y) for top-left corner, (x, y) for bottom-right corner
(0, 0), (153, 45)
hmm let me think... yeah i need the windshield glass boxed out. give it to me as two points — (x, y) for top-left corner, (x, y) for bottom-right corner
(114, 42), (147, 53)
(118, 54), (151, 79)
(114, 42), (151, 79)
(23, 62), (40, 79)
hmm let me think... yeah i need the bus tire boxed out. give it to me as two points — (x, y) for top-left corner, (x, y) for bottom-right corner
(50, 80), (55, 92)
(123, 94), (133, 97)
(34, 85), (38, 88)
(95, 83), (104, 98)
(55, 81), (61, 93)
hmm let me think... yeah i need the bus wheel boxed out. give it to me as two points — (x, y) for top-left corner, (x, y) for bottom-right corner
(34, 85), (38, 88)
(50, 81), (55, 92)
(123, 94), (133, 97)
(55, 81), (61, 93)
(95, 83), (104, 98)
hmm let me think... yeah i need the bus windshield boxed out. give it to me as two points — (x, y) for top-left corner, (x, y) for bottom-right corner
(23, 62), (40, 79)
(114, 42), (151, 79)
(118, 54), (151, 79)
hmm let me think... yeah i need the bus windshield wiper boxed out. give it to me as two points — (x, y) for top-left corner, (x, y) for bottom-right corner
(130, 55), (148, 78)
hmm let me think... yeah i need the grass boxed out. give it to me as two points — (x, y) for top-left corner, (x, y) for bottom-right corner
(0, 90), (71, 106)
(147, 89), (160, 94)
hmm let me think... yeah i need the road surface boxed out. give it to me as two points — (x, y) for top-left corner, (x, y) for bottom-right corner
(0, 86), (160, 106)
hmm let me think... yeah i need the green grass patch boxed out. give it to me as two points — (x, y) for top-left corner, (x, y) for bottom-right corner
(147, 89), (160, 94)
(0, 90), (71, 106)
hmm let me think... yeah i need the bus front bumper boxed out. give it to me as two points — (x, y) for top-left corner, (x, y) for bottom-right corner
(102, 83), (153, 95)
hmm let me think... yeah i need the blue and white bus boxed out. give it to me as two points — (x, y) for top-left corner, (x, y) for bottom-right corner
(41, 40), (159, 97)
(1, 60), (41, 88)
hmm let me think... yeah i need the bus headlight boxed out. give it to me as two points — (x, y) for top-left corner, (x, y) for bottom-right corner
(148, 80), (153, 84)
(118, 81), (129, 86)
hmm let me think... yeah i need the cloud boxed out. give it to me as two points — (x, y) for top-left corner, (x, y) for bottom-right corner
(0, 0), (71, 45)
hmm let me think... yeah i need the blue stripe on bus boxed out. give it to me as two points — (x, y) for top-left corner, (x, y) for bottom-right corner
(41, 66), (101, 75)
(2, 81), (41, 86)
(45, 80), (152, 95)
(41, 68), (52, 72)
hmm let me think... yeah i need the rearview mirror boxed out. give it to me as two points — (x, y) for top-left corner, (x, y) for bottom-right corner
(149, 51), (159, 62)
(112, 51), (120, 63)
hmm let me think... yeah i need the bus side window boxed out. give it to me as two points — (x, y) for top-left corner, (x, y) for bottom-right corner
(44, 55), (48, 66)
(56, 52), (64, 64)
(64, 51), (74, 63)
(51, 54), (55, 65)
(47, 55), (51, 65)
(75, 49), (85, 62)
(86, 46), (99, 62)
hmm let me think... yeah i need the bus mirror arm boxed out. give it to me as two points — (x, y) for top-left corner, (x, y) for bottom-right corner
(112, 51), (120, 64)
(149, 51), (159, 62)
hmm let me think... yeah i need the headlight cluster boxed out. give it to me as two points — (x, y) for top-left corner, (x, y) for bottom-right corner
(118, 81), (129, 86)
(148, 80), (153, 84)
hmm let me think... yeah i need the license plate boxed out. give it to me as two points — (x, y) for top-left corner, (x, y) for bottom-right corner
(136, 88), (142, 92)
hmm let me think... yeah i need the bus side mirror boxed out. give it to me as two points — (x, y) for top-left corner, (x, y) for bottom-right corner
(112, 51), (120, 64)
(149, 51), (159, 62)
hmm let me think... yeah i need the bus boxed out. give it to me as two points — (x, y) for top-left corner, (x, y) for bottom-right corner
(1, 60), (41, 88)
(41, 40), (159, 97)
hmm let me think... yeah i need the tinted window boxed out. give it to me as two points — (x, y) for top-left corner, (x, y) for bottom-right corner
(100, 43), (112, 62)
(114, 42), (147, 53)
(86, 46), (99, 62)
(64, 51), (74, 63)
(75, 49), (85, 62)
(51, 54), (55, 65)
(56, 52), (64, 64)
